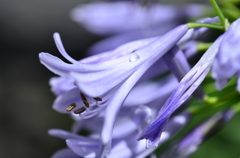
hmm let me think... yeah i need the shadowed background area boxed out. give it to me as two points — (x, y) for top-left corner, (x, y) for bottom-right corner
(1, 0), (240, 157)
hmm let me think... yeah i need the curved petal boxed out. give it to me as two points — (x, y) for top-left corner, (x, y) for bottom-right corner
(112, 117), (137, 138)
(53, 33), (79, 64)
(49, 129), (98, 143)
(50, 77), (76, 96)
(39, 53), (83, 77)
(66, 139), (98, 158)
(109, 141), (132, 158)
(53, 88), (83, 113)
(132, 105), (152, 132)
(124, 75), (178, 106)
(51, 148), (79, 158)
(138, 35), (223, 147)
(72, 24), (188, 97)
(100, 56), (162, 156)
(219, 18), (240, 67)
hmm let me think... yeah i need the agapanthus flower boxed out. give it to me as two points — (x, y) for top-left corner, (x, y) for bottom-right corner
(50, 74), (179, 158)
(138, 35), (224, 147)
(212, 18), (240, 91)
(49, 106), (151, 158)
(87, 16), (219, 55)
(49, 109), (191, 158)
(159, 110), (234, 158)
(137, 111), (191, 158)
(39, 24), (188, 157)
(70, 1), (205, 35)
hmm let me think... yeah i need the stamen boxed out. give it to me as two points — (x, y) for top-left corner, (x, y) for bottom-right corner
(66, 103), (76, 112)
(93, 97), (102, 101)
(83, 100), (90, 108)
(74, 107), (86, 114)
(80, 92), (90, 108)
(80, 92), (87, 100)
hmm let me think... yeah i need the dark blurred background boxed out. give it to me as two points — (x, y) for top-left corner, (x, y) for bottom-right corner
(1, 0), (240, 157)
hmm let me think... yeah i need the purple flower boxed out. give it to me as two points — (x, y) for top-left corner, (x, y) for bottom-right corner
(212, 18), (240, 91)
(49, 105), (154, 158)
(49, 109), (191, 158)
(159, 110), (234, 158)
(48, 74), (188, 157)
(138, 35), (224, 147)
(137, 111), (191, 158)
(87, 16), (219, 57)
(70, 2), (205, 35)
(39, 24), (188, 157)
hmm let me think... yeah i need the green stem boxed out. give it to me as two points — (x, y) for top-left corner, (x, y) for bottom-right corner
(187, 23), (224, 30)
(209, 0), (229, 31)
(209, 0), (225, 25)
(197, 42), (212, 51)
(221, 0), (240, 4)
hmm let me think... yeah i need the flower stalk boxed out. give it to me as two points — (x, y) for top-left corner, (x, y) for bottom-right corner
(209, 0), (230, 30)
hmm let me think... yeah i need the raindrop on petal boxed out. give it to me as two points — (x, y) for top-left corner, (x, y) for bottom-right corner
(129, 53), (140, 62)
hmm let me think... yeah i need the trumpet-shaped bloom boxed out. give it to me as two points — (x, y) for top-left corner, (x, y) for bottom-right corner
(49, 106), (152, 158)
(48, 74), (187, 158)
(212, 18), (240, 91)
(49, 109), (191, 158)
(138, 35), (223, 147)
(159, 110), (234, 158)
(137, 111), (191, 158)
(70, 2), (204, 35)
(39, 24), (188, 157)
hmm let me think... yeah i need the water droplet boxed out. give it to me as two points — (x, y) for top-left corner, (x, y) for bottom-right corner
(129, 53), (140, 62)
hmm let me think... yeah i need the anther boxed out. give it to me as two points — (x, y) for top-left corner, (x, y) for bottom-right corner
(80, 92), (90, 108)
(93, 97), (102, 101)
(80, 92), (87, 100)
(66, 103), (76, 112)
(74, 107), (86, 114)
(83, 100), (90, 108)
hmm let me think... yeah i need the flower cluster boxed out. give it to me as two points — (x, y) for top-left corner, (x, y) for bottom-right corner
(39, 1), (240, 158)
